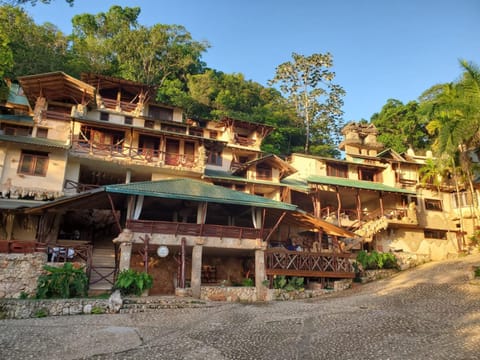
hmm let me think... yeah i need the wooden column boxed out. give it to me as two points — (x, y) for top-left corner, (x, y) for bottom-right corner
(191, 244), (203, 298)
(336, 188), (342, 226)
(356, 191), (362, 222)
(379, 192), (384, 217)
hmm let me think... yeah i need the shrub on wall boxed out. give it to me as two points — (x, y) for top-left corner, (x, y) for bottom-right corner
(35, 263), (88, 299)
(113, 269), (153, 296)
(356, 250), (398, 270)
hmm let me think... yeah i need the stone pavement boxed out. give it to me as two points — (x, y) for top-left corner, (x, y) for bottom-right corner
(1, 252), (480, 360)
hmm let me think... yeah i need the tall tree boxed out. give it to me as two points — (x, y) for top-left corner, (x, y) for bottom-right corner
(371, 99), (430, 153)
(0, 5), (69, 77)
(269, 52), (345, 155)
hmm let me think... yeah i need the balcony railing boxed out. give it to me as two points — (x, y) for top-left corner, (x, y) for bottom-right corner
(71, 138), (201, 169)
(126, 220), (267, 240)
(265, 248), (354, 278)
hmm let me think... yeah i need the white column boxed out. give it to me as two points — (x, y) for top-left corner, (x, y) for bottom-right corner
(191, 244), (203, 298)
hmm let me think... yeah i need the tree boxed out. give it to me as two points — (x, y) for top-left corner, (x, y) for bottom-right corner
(371, 99), (431, 153)
(269, 52), (345, 155)
(1, 0), (74, 6)
(0, 5), (69, 77)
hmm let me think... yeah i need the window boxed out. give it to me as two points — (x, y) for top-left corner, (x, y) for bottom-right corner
(451, 192), (474, 209)
(18, 151), (48, 176)
(256, 163), (272, 180)
(148, 105), (173, 121)
(207, 150), (222, 166)
(2, 124), (31, 136)
(424, 199), (442, 211)
(424, 229), (447, 240)
(326, 162), (348, 178)
(124, 116), (133, 125)
(36, 128), (48, 138)
(209, 131), (218, 139)
(358, 167), (379, 182)
(100, 112), (109, 121)
(144, 120), (155, 129)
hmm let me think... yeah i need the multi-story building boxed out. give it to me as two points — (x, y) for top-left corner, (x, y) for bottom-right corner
(1, 72), (476, 299)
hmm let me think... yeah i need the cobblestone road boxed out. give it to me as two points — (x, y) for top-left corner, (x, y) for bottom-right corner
(1, 253), (480, 360)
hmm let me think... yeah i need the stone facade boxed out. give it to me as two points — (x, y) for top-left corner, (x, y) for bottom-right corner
(200, 286), (258, 302)
(0, 253), (47, 299)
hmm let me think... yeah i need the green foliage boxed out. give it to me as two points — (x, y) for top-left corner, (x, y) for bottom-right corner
(113, 269), (153, 296)
(269, 52), (345, 155)
(356, 250), (398, 270)
(371, 99), (431, 153)
(273, 276), (304, 291)
(35, 262), (88, 299)
(34, 308), (48, 318)
(19, 291), (29, 299)
(91, 306), (106, 314)
(241, 278), (254, 287)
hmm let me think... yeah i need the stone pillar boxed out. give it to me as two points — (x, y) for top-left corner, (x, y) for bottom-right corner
(118, 242), (132, 271)
(255, 249), (267, 301)
(191, 244), (203, 298)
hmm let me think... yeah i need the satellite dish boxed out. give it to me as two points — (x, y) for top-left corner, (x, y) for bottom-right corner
(157, 246), (169, 258)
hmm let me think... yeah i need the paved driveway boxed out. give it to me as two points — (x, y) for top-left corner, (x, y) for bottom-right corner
(1, 253), (480, 360)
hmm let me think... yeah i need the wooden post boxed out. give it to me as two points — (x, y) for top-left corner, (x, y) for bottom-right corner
(180, 237), (186, 288)
(336, 188), (342, 227)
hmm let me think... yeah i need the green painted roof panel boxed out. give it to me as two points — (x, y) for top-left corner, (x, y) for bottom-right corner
(307, 175), (415, 194)
(105, 178), (297, 210)
(0, 134), (69, 149)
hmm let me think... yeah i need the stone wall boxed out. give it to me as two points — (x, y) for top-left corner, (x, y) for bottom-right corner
(0, 253), (47, 298)
(0, 298), (110, 319)
(201, 286), (257, 302)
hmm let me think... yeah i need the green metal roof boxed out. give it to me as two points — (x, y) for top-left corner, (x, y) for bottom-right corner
(204, 169), (286, 187)
(105, 178), (297, 210)
(307, 175), (416, 194)
(281, 176), (310, 192)
(7, 83), (30, 107)
(0, 114), (33, 124)
(0, 134), (69, 149)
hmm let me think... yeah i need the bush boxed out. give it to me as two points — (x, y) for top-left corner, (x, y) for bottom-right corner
(36, 262), (88, 299)
(113, 269), (153, 296)
(273, 276), (304, 291)
(242, 278), (254, 286)
(356, 250), (398, 270)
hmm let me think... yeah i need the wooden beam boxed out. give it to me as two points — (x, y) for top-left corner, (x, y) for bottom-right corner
(264, 211), (287, 243)
(107, 193), (122, 233)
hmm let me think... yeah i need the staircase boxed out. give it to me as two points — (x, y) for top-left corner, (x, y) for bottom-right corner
(88, 240), (117, 295)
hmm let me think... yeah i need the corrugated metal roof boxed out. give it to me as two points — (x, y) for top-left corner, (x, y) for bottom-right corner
(0, 114), (33, 124)
(0, 134), (69, 149)
(281, 176), (310, 192)
(204, 169), (287, 187)
(7, 83), (30, 107)
(307, 175), (416, 194)
(105, 178), (297, 210)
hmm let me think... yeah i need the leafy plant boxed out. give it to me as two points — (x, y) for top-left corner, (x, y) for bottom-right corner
(356, 250), (398, 270)
(19, 291), (29, 299)
(91, 306), (106, 314)
(113, 269), (153, 296)
(242, 278), (254, 287)
(273, 276), (304, 291)
(34, 308), (48, 318)
(36, 262), (88, 299)
(474, 267), (480, 278)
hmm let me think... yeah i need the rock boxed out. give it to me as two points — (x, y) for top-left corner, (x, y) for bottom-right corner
(108, 290), (123, 313)
(83, 304), (92, 314)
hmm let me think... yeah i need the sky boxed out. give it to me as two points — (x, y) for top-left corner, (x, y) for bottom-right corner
(22, 0), (480, 123)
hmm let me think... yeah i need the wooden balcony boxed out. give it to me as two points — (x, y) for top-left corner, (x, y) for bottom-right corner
(127, 220), (267, 240)
(265, 248), (355, 278)
(70, 138), (202, 170)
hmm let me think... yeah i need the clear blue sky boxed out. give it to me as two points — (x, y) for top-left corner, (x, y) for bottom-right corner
(23, 0), (480, 122)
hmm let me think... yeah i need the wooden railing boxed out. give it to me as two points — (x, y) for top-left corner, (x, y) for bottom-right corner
(63, 179), (100, 194)
(265, 248), (354, 278)
(0, 240), (48, 254)
(127, 220), (267, 240)
(71, 138), (201, 168)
